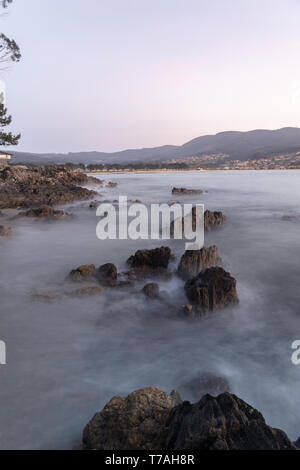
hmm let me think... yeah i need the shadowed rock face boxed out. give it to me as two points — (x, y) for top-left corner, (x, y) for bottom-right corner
(184, 267), (238, 317)
(127, 247), (172, 279)
(97, 263), (118, 287)
(0, 166), (98, 209)
(178, 246), (222, 280)
(82, 387), (297, 450)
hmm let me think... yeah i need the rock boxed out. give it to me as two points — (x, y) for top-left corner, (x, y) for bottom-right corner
(172, 187), (204, 195)
(294, 437), (300, 449)
(142, 283), (160, 299)
(82, 387), (182, 450)
(178, 372), (230, 402)
(97, 263), (118, 287)
(0, 225), (12, 236)
(171, 209), (226, 236)
(18, 206), (70, 220)
(0, 165), (97, 209)
(69, 264), (97, 282)
(89, 200), (101, 209)
(81, 387), (297, 450)
(127, 247), (172, 279)
(178, 246), (222, 280)
(106, 181), (118, 188)
(184, 267), (238, 316)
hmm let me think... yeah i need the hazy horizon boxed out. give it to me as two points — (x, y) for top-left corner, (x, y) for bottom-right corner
(3, 0), (300, 153)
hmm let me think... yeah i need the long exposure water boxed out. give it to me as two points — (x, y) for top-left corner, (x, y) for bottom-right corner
(0, 170), (300, 449)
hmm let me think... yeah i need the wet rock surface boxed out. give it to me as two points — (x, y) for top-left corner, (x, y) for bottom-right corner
(127, 247), (172, 279)
(82, 387), (297, 450)
(0, 166), (98, 209)
(184, 267), (238, 317)
(69, 264), (97, 282)
(142, 282), (160, 299)
(178, 246), (222, 280)
(97, 263), (118, 287)
(172, 187), (204, 195)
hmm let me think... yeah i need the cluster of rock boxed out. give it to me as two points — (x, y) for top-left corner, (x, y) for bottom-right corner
(172, 187), (204, 195)
(127, 246), (172, 279)
(17, 206), (71, 220)
(82, 387), (296, 450)
(0, 165), (100, 209)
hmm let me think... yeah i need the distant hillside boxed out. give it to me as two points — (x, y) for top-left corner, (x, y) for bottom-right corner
(10, 127), (300, 165)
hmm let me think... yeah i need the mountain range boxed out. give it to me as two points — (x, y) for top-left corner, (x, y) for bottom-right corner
(10, 127), (300, 165)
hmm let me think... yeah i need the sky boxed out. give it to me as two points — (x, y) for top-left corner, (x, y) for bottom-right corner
(2, 0), (300, 153)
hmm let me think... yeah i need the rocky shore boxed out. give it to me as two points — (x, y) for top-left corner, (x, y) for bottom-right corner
(0, 165), (100, 209)
(82, 387), (297, 450)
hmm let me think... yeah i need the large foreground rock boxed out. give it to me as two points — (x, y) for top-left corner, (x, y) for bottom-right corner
(127, 247), (172, 279)
(184, 267), (238, 316)
(82, 387), (296, 450)
(178, 246), (221, 280)
(0, 166), (98, 209)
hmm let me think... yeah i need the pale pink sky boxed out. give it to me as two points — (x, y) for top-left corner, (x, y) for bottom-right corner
(3, 0), (300, 153)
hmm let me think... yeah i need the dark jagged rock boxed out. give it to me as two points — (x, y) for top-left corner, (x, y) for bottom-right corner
(0, 166), (97, 209)
(127, 247), (172, 279)
(178, 372), (230, 402)
(0, 225), (12, 236)
(97, 263), (118, 287)
(170, 208), (226, 236)
(69, 264), (97, 282)
(184, 267), (238, 317)
(178, 246), (221, 280)
(82, 387), (182, 450)
(142, 283), (160, 299)
(81, 387), (297, 450)
(172, 187), (204, 195)
(18, 206), (70, 220)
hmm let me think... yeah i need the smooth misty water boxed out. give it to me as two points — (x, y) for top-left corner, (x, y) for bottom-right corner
(1, 170), (300, 449)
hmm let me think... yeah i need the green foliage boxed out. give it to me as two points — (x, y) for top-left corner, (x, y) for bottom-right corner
(0, 102), (20, 146)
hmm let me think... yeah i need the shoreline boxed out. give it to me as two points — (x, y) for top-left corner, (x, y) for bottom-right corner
(86, 168), (299, 175)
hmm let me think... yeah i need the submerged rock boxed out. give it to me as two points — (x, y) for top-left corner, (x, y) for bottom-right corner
(172, 187), (204, 195)
(178, 246), (221, 280)
(184, 267), (238, 317)
(127, 247), (172, 279)
(18, 206), (71, 220)
(69, 264), (97, 282)
(0, 225), (12, 236)
(142, 283), (160, 299)
(82, 387), (296, 450)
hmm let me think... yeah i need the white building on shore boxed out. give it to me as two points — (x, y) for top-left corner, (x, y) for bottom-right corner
(0, 152), (12, 166)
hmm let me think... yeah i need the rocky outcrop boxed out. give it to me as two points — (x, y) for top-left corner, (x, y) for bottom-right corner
(178, 246), (221, 280)
(106, 181), (118, 188)
(127, 247), (172, 279)
(142, 283), (160, 299)
(97, 263), (118, 287)
(17, 206), (71, 220)
(0, 166), (98, 209)
(69, 264), (97, 282)
(171, 209), (226, 236)
(184, 267), (238, 317)
(81, 387), (297, 450)
(0, 225), (12, 236)
(178, 372), (230, 402)
(172, 187), (204, 195)
(82, 387), (182, 450)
